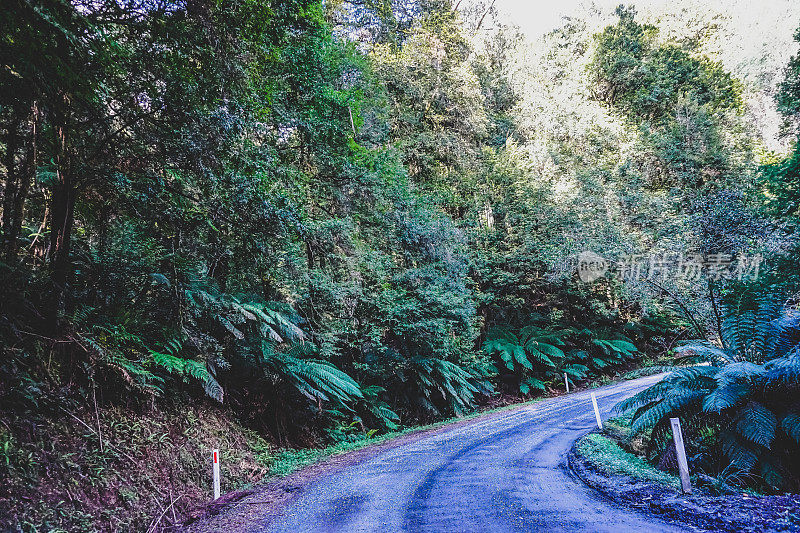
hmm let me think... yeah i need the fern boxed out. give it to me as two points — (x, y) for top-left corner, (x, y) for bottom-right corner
(592, 338), (637, 359)
(398, 356), (484, 417)
(674, 341), (731, 365)
(736, 401), (777, 448)
(720, 430), (759, 470)
(180, 279), (365, 410)
(519, 377), (545, 395)
(149, 349), (186, 375)
(780, 413), (800, 443)
(483, 325), (567, 394)
(702, 380), (750, 413)
(615, 290), (800, 490)
(359, 385), (401, 429)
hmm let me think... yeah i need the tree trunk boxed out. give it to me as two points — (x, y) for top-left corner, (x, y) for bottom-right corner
(4, 102), (38, 262)
(708, 279), (725, 351)
(48, 119), (75, 331)
(2, 115), (21, 258)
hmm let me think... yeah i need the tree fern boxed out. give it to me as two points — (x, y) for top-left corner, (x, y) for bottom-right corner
(720, 429), (759, 471)
(396, 356), (484, 417)
(616, 290), (800, 490)
(702, 379), (751, 413)
(519, 377), (545, 395)
(592, 338), (638, 359)
(483, 325), (566, 394)
(736, 401), (777, 448)
(358, 385), (400, 429)
(780, 413), (800, 443)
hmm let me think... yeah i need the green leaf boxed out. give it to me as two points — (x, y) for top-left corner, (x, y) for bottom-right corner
(736, 402), (777, 448)
(781, 413), (800, 442)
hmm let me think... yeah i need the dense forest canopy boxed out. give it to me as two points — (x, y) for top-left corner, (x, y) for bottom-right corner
(2, 0), (800, 510)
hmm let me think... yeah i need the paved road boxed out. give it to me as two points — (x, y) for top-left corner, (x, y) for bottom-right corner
(263, 375), (687, 533)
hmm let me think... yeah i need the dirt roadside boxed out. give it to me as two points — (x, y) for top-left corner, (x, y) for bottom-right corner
(183, 398), (540, 532)
(568, 436), (800, 533)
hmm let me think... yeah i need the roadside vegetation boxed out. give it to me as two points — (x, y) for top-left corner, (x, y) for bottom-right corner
(616, 292), (800, 493)
(573, 417), (800, 532)
(609, 6), (800, 495)
(2, 0), (800, 530)
(575, 430), (681, 490)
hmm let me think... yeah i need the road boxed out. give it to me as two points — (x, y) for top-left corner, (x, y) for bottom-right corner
(256, 374), (686, 533)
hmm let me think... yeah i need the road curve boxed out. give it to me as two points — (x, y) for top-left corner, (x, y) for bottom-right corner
(262, 375), (687, 532)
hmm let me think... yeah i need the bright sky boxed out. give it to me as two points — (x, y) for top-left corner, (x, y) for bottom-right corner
(484, 0), (800, 150)
(490, 0), (661, 38)
(490, 0), (796, 40)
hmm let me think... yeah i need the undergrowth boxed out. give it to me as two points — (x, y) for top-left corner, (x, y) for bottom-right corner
(0, 401), (269, 532)
(576, 431), (681, 490)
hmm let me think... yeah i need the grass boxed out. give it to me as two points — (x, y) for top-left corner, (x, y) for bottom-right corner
(258, 397), (548, 478)
(261, 423), (449, 477)
(576, 432), (681, 490)
(255, 363), (682, 480)
(1, 370), (667, 531)
(584, 415), (767, 497)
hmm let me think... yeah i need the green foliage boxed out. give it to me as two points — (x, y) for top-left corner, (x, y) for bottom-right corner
(777, 27), (800, 129)
(4, 0), (800, 528)
(591, 6), (742, 124)
(403, 356), (482, 416)
(0, 0), (493, 439)
(0, 0), (794, 495)
(762, 142), (800, 221)
(616, 290), (800, 490)
(483, 326), (564, 373)
(483, 320), (641, 394)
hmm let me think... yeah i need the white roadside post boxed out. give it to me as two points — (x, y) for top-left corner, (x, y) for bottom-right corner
(212, 449), (221, 500)
(564, 372), (570, 393)
(348, 107), (356, 136)
(670, 417), (692, 493)
(590, 392), (602, 430)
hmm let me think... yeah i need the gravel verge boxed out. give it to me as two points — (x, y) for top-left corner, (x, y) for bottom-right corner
(568, 432), (800, 533)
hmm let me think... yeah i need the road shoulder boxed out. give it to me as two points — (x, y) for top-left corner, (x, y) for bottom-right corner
(183, 398), (541, 532)
(568, 432), (800, 533)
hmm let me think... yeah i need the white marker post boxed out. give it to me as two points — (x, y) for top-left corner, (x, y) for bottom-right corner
(212, 449), (221, 500)
(670, 417), (692, 493)
(590, 392), (602, 430)
(564, 372), (570, 393)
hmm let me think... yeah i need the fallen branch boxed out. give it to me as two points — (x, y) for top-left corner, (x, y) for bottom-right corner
(58, 406), (137, 463)
(147, 492), (183, 533)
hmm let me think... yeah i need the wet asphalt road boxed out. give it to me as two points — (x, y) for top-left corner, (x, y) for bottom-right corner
(264, 375), (687, 533)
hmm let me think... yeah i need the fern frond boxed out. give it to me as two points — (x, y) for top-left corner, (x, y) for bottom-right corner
(615, 366), (717, 414)
(149, 349), (186, 375)
(519, 377), (545, 395)
(702, 381), (751, 413)
(675, 342), (731, 365)
(720, 430), (759, 470)
(202, 373), (224, 403)
(735, 402), (777, 448)
(629, 388), (705, 434)
(563, 364), (589, 379)
(773, 310), (800, 358)
(765, 352), (800, 384)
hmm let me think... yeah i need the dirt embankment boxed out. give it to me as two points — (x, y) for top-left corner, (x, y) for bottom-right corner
(569, 435), (800, 533)
(0, 401), (269, 532)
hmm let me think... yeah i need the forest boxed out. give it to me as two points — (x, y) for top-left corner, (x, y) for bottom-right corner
(2, 0), (800, 530)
